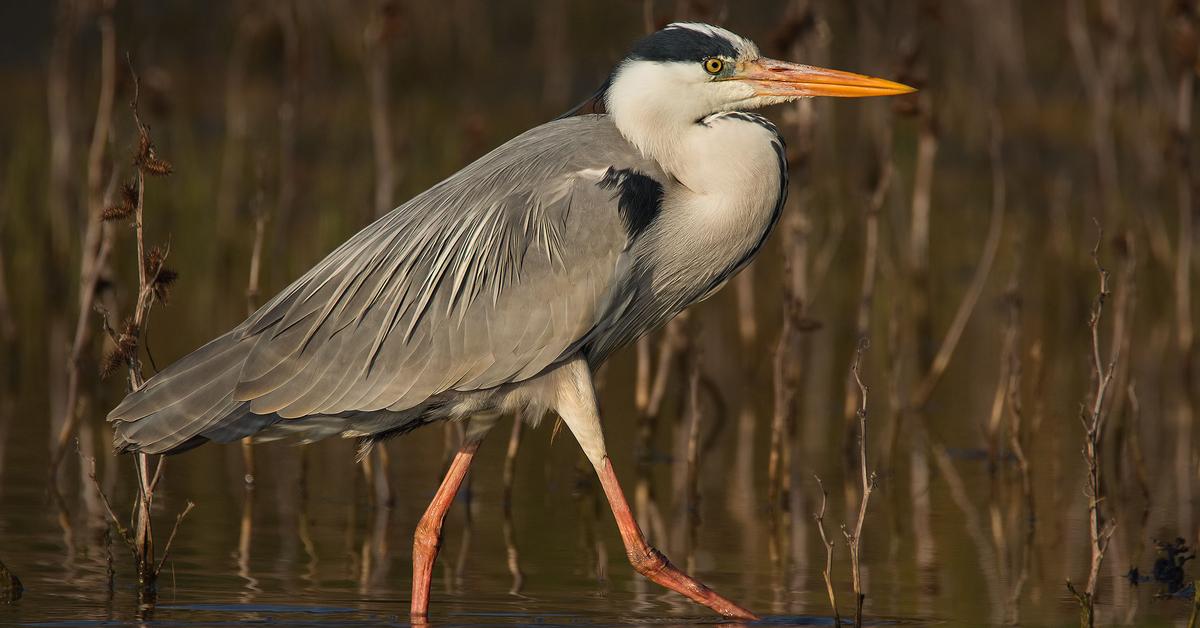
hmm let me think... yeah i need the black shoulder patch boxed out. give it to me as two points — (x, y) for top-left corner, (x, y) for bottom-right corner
(627, 26), (738, 63)
(598, 167), (664, 240)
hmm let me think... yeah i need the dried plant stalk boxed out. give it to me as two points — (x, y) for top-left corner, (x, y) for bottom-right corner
(214, 9), (261, 235)
(1170, 1), (1197, 366)
(502, 416), (523, 508)
(86, 58), (188, 601)
(365, 0), (399, 217)
(911, 116), (1005, 408)
(767, 205), (809, 513)
(842, 153), (890, 468)
(49, 2), (117, 479)
(1066, 227), (1119, 628)
(1004, 281), (1033, 520)
(843, 341), (876, 627)
(813, 474), (840, 625)
(683, 354), (703, 519)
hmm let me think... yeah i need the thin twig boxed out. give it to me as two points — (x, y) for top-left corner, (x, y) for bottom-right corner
(843, 146), (890, 469)
(80, 445), (134, 550)
(813, 474), (840, 625)
(1068, 223), (1119, 628)
(154, 501), (195, 577)
(843, 339), (876, 628)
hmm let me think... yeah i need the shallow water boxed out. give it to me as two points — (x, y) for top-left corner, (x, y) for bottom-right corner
(1, 393), (1196, 627)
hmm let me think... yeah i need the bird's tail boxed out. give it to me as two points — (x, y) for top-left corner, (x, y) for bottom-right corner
(107, 331), (275, 455)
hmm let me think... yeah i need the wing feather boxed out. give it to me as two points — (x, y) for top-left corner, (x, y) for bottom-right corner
(110, 115), (664, 451)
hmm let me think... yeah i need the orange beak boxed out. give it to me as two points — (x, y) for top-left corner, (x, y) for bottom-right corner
(732, 58), (916, 98)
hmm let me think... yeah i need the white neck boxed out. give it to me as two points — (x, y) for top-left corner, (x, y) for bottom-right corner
(605, 61), (704, 182)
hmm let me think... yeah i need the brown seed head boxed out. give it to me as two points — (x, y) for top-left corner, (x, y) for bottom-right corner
(101, 180), (139, 221)
(135, 129), (173, 176)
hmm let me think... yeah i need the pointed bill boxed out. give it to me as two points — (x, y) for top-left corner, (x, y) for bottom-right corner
(733, 58), (916, 98)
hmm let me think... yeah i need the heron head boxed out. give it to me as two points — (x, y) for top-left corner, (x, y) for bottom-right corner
(605, 23), (914, 130)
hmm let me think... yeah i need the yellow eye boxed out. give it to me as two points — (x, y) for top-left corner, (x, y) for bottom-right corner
(704, 57), (724, 74)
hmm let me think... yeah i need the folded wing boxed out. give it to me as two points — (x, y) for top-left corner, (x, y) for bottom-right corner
(108, 115), (660, 453)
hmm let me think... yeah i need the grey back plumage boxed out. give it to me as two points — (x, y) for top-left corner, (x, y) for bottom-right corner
(109, 115), (669, 454)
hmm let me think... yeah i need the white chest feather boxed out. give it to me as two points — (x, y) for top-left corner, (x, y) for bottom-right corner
(640, 114), (786, 299)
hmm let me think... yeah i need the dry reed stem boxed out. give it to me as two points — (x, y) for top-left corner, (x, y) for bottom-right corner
(128, 70), (158, 587)
(1004, 280), (1033, 524)
(634, 316), (686, 471)
(647, 317), (686, 419)
(153, 501), (195, 577)
(269, 0), (300, 260)
(843, 152), (891, 468)
(879, 298), (904, 472)
(733, 272), (758, 346)
(768, 214), (803, 512)
(1065, 0), (1129, 223)
(49, 2), (117, 479)
(502, 416), (522, 509)
(1170, 0), (1197, 366)
(501, 494), (524, 594)
(95, 58), (184, 597)
(909, 116), (936, 277)
(844, 340), (876, 628)
(1067, 225), (1119, 628)
(986, 321), (1013, 470)
(908, 103), (938, 369)
(684, 354), (703, 522)
(81, 448), (133, 549)
(634, 336), (652, 415)
(812, 474), (840, 625)
(214, 9), (262, 234)
(0, 240), (15, 346)
(246, 197), (267, 315)
(46, 0), (76, 263)
(1124, 384), (1151, 507)
(766, 7), (821, 518)
(911, 116), (1006, 408)
(366, 0), (399, 217)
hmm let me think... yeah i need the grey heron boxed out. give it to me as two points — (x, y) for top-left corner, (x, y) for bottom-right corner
(108, 22), (912, 620)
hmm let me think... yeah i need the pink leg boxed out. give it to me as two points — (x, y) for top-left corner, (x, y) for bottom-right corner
(596, 457), (758, 620)
(410, 440), (480, 620)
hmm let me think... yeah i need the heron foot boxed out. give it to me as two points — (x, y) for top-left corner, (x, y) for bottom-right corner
(597, 457), (759, 621)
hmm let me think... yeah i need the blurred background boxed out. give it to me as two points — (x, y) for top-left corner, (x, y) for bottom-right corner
(0, 0), (1197, 625)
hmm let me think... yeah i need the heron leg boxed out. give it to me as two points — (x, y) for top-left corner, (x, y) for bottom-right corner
(410, 438), (480, 620)
(594, 456), (758, 620)
(550, 358), (757, 620)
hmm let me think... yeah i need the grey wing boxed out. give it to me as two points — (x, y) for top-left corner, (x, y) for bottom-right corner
(109, 116), (657, 452)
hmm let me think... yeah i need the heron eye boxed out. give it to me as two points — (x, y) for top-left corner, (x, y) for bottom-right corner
(704, 57), (724, 75)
